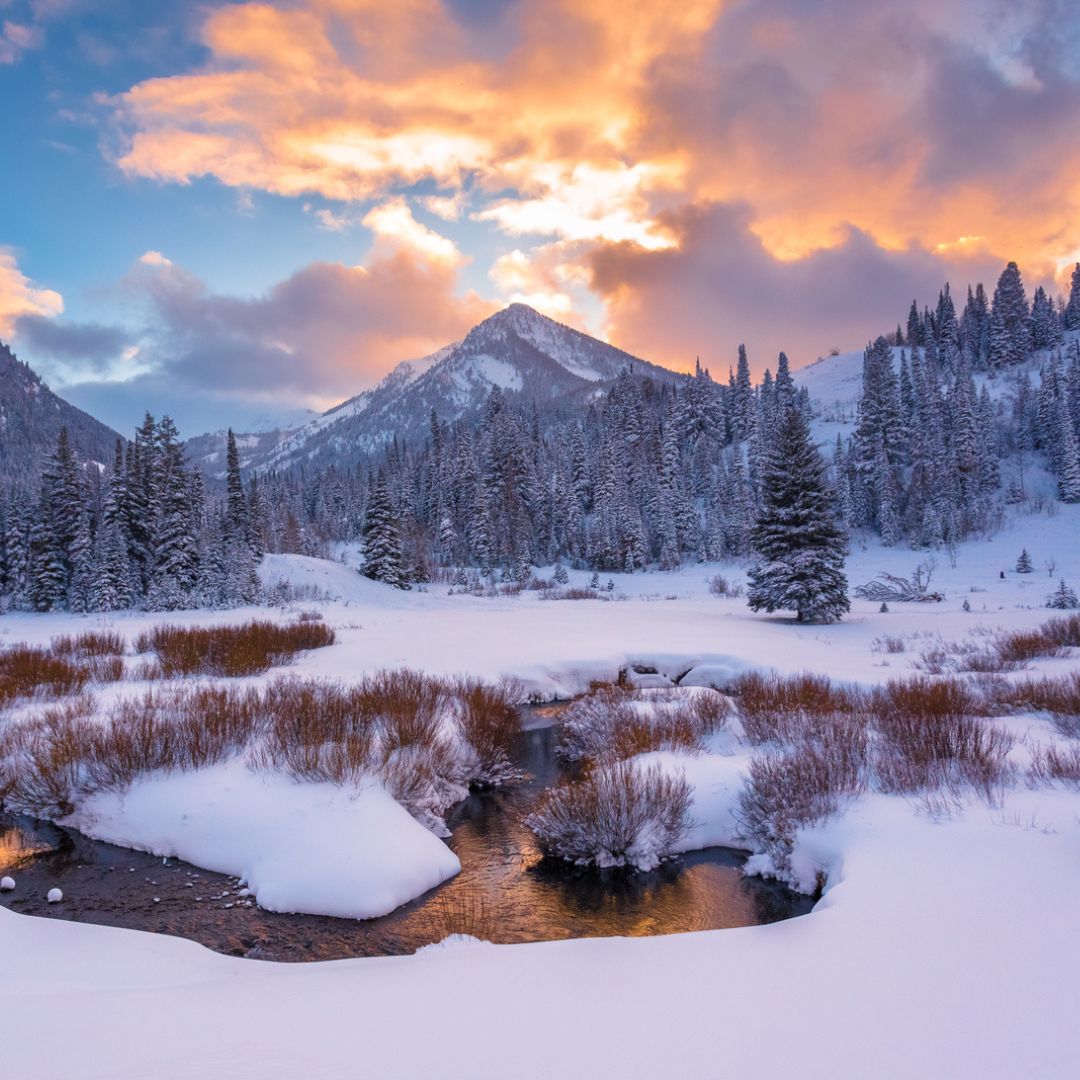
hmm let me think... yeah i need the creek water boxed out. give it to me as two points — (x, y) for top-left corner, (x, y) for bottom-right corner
(0, 709), (813, 960)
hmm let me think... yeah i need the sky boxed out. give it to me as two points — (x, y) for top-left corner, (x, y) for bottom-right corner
(2, 0), (1080, 436)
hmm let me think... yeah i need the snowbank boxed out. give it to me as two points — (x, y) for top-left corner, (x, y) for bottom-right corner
(67, 761), (460, 919)
(3, 784), (1079, 1079)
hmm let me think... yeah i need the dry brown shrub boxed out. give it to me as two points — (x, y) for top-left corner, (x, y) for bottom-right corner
(525, 761), (693, 868)
(989, 672), (1080, 737)
(734, 671), (865, 745)
(50, 631), (125, 658)
(737, 739), (866, 869)
(0, 646), (90, 707)
(992, 629), (1065, 666)
(1028, 743), (1080, 786)
(5, 698), (96, 815)
(139, 620), (336, 677)
(254, 679), (376, 784)
(871, 678), (1014, 800)
(455, 677), (523, 785)
(1040, 613), (1080, 648)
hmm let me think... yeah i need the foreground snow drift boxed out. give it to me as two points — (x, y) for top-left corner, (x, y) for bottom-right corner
(3, 786), (1078, 1079)
(67, 762), (460, 919)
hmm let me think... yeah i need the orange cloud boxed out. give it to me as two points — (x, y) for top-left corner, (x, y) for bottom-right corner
(106, 0), (1080, 357)
(0, 247), (63, 335)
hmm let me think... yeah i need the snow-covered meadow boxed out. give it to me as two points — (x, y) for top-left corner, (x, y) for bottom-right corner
(3, 506), (1080, 1078)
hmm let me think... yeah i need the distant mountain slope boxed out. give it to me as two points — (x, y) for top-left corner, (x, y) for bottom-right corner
(0, 340), (123, 475)
(254, 304), (683, 473)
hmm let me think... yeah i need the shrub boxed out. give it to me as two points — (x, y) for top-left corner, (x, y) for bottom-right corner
(3, 699), (96, 816)
(525, 761), (692, 870)
(455, 678), (523, 786)
(990, 673), (1080, 737)
(870, 678), (1014, 800)
(737, 740), (865, 870)
(708, 574), (744, 598)
(0, 646), (90, 707)
(992, 629), (1065, 666)
(733, 671), (865, 745)
(137, 619), (336, 677)
(50, 630), (126, 658)
(1028, 744), (1080, 787)
(1040, 613), (1080, 648)
(538, 587), (610, 601)
(871, 635), (906, 654)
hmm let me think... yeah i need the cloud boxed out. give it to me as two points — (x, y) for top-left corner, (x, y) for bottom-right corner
(0, 247), (63, 335)
(589, 201), (1009, 375)
(0, 20), (42, 64)
(12, 313), (134, 374)
(45, 241), (495, 435)
(362, 199), (463, 265)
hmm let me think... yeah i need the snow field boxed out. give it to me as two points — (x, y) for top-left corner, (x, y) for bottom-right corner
(4, 522), (1080, 1076)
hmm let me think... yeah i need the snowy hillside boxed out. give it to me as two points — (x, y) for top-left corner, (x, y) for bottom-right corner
(255, 304), (683, 472)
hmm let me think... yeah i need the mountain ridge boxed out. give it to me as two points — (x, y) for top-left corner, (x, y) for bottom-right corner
(249, 303), (686, 474)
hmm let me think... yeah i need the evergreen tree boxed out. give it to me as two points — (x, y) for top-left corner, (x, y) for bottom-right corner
(1016, 548), (1034, 573)
(1047, 579), (1078, 609)
(362, 472), (408, 588)
(1064, 263), (1080, 332)
(747, 407), (849, 623)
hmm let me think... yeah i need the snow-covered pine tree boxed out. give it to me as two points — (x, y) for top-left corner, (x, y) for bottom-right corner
(1016, 549), (1034, 573)
(991, 261), (1032, 366)
(362, 472), (408, 588)
(1065, 263), (1080, 332)
(1047, 579), (1078, 609)
(747, 406), (849, 623)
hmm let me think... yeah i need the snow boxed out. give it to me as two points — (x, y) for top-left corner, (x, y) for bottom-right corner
(66, 761), (460, 919)
(46, 888), (62, 903)
(4, 515), (1080, 1075)
(0, 876), (14, 891)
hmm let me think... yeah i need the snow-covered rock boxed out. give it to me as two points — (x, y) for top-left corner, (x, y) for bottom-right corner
(46, 888), (62, 903)
(0, 876), (14, 891)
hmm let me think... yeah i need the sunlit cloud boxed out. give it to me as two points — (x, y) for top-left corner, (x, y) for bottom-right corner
(362, 198), (463, 266)
(0, 248), (63, 335)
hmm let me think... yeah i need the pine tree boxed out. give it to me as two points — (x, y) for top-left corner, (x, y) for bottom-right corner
(1016, 548), (1034, 573)
(1047, 578), (1078, 610)
(747, 407), (849, 623)
(991, 261), (1032, 365)
(1065, 263), (1080, 332)
(362, 472), (408, 588)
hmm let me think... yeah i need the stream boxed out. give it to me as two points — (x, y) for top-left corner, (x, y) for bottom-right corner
(0, 708), (813, 960)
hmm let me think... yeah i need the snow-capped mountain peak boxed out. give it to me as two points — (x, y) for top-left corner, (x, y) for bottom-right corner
(256, 304), (682, 472)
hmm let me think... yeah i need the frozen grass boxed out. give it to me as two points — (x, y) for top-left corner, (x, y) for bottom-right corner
(525, 761), (693, 869)
(538, 587), (611, 601)
(135, 619), (336, 677)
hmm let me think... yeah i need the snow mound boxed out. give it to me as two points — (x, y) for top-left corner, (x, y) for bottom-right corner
(68, 761), (461, 919)
(0, 876), (14, 891)
(258, 552), (414, 608)
(46, 888), (62, 903)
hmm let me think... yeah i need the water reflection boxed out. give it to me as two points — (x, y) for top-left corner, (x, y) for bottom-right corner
(0, 713), (813, 961)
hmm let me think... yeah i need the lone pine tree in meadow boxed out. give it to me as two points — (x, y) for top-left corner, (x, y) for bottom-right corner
(747, 406), (849, 623)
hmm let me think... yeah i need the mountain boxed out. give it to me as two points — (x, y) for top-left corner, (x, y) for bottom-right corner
(254, 304), (684, 473)
(0, 340), (123, 476)
(184, 407), (319, 478)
